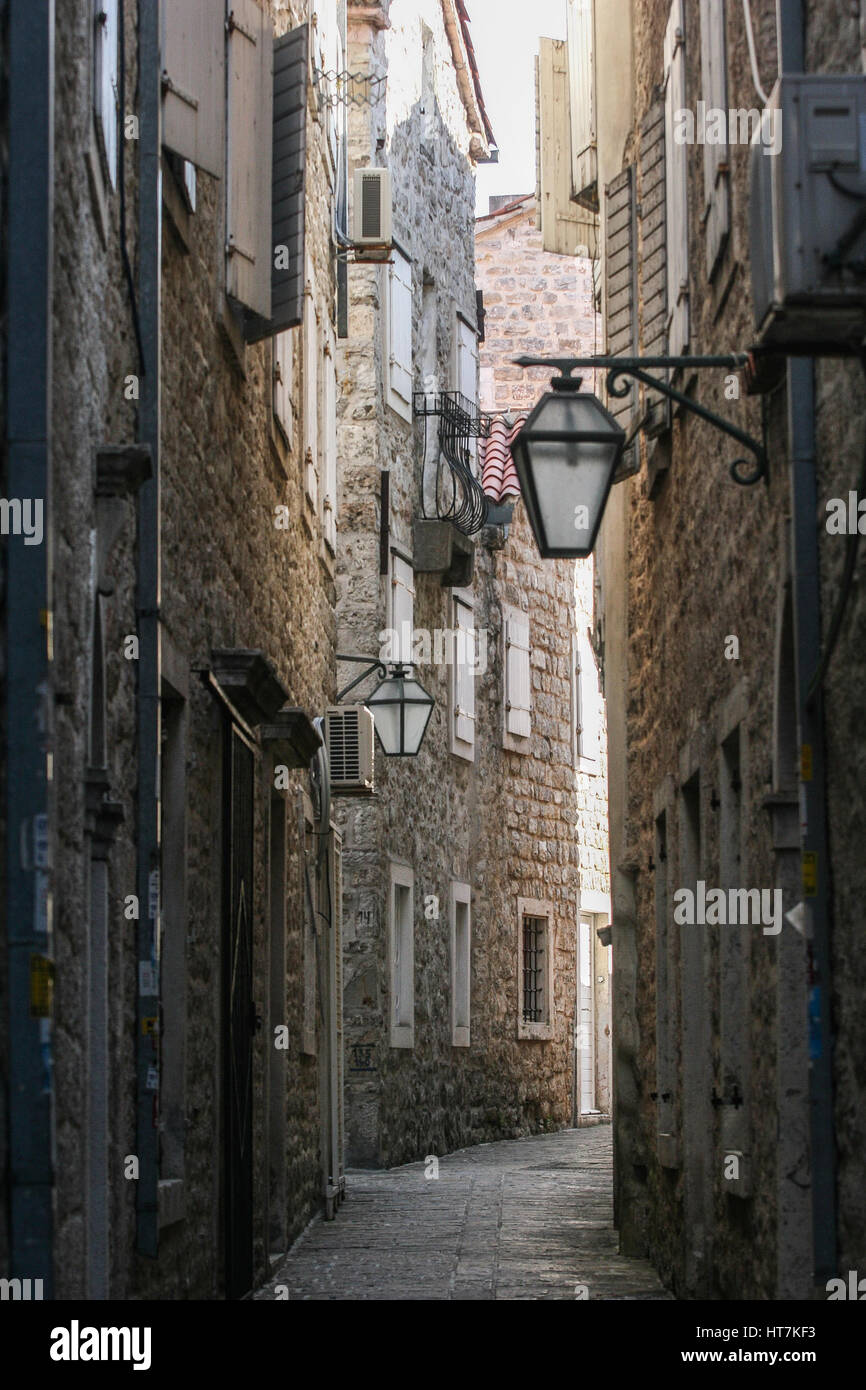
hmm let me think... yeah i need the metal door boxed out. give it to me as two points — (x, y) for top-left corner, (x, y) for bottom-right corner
(224, 723), (256, 1298)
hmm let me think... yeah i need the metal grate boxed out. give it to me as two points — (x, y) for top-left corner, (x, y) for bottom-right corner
(413, 391), (491, 437)
(314, 68), (387, 109)
(522, 915), (545, 1024)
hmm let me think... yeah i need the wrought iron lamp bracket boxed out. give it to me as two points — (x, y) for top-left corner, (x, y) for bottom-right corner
(336, 654), (388, 704)
(514, 354), (768, 486)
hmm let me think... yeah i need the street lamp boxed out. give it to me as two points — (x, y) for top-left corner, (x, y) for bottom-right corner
(510, 372), (626, 559)
(367, 665), (435, 757)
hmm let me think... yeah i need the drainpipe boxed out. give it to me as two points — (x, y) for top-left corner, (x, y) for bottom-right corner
(135, 0), (162, 1258)
(6, 0), (56, 1292)
(776, 0), (837, 1285)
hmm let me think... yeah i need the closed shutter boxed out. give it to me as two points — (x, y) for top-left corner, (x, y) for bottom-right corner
(390, 554), (415, 662)
(273, 329), (293, 441)
(388, 248), (413, 414)
(537, 38), (598, 257)
(95, 0), (119, 188)
(454, 595), (476, 751)
(640, 102), (669, 429)
(323, 326), (338, 553)
(455, 315), (478, 408)
(161, 0), (225, 178)
(700, 0), (730, 278)
(566, 0), (597, 208)
(664, 0), (689, 355)
(303, 267), (319, 507)
(576, 630), (601, 764)
(604, 166), (639, 479)
(226, 0), (273, 322)
(506, 611), (531, 739)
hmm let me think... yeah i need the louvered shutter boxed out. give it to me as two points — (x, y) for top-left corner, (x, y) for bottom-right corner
(161, 0), (225, 178)
(273, 329), (293, 441)
(640, 102), (669, 429)
(388, 249), (413, 413)
(604, 166), (639, 480)
(96, 0), (119, 188)
(323, 326), (338, 552)
(664, 0), (689, 356)
(245, 23), (308, 342)
(700, 0), (730, 278)
(390, 555), (415, 663)
(506, 612), (531, 739)
(454, 596), (475, 750)
(566, 0), (597, 208)
(226, 0), (273, 322)
(303, 268), (319, 507)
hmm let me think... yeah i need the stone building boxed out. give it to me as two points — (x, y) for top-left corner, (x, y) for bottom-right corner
(553, 0), (866, 1297)
(2, 0), (348, 1300)
(475, 192), (611, 1119)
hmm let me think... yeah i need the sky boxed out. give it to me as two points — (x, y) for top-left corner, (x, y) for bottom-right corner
(466, 0), (568, 217)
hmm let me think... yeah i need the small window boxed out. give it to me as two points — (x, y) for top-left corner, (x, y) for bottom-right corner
(389, 552), (415, 664)
(451, 590), (475, 760)
(385, 247), (413, 421)
(451, 882), (471, 1047)
(94, 0), (119, 190)
(517, 898), (555, 1040)
(389, 863), (414, 1047)
(503, 603), (531, 749)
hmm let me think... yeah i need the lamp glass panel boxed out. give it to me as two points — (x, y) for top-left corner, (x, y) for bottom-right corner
(525, 439), (618, 552)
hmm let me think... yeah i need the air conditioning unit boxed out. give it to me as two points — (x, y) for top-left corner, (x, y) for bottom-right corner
(325, 705), (375, 794)
(352, 167), (392, 258)
(751, 75), (866, 352)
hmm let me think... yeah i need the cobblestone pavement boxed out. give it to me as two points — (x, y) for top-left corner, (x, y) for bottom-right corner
(257, 1126), (674, 1300)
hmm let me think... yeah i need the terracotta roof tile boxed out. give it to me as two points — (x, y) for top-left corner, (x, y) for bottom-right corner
(481, 415), (527, 503)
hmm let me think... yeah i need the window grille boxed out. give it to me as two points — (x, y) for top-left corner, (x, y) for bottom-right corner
(522, 915), (546, 1024)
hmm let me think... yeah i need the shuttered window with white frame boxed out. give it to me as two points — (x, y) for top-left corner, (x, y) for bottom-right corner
(452, 591), (476, 759)
(273, 329), (294, 444)
(574, 626), (602, 771)
(386, 247), (413, 421)
(700, 0), (730, 279)
(322, 324), (338, 553)
(663, 0), (689, 356)
(226, 0), (274, 324)
(161, 0), (225, 178)
(566, 0), (598, 208)
(504, 605), (531, 744)
(303, 264), (319, 509)
(94, 0), (119, 189)
(389, 553), (415, 663)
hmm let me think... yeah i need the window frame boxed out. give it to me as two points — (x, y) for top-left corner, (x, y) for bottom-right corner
(450, 587), (476, 761)
(388, 861), (415, 1048)
(517, 897), (555, 1041)
(384, 244), (413, 422)
(502, 602), (531, 752)
(450, 881), (471, 1047)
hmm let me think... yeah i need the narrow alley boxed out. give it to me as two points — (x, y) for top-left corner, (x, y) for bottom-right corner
(257, 1129), (670, 1301)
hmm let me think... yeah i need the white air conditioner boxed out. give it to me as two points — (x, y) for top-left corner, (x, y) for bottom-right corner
(352, 167), (392, 256)
(325, 705), (375, 793)
(751, 75), (866, 352)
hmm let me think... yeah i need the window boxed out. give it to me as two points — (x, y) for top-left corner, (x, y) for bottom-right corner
(517, 898), (555, 1040)
(303, 261), (319, 509)
(454, 313), (478, 409)
(389, 863), (414, 1047)
(664, 0), (689, 355)
(322, 325), (338, 552)
(389, 551), (415, 664)
(503, 604), (531, 748)
(94, 0), (119, 189)
(225, 0), (273, 321)
(451, 882), (471, 1047)
(700, 0), (730, 278)
(573, 625), (602, 772)
(385, 246), (413, 421)
(451, 589), (475, 760)
(273, 329), (294, 444)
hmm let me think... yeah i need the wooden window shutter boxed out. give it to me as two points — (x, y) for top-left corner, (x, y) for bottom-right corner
(388, 249), (413, 413)
(95, 0), (119, 188)
(273, 328), (293, 441)
(700, 0), (730, 279)
(577, 629), (601, 762)
(506, 612), (531, 739)
(604, 166), (639, 480)
(453, 596), (476, 751)
(161, 0), (225, 178)
(303, 269), (319, 507)
(663, 0), (689, 356)
(226, 0), (273, 324)
(323, 327), (338, 553)
(566, 0), (598, 209)
(639, 102), (669, 431)
(455, 316), (478, 407)
(246, 22), (308, 342)
(537, 38), (598, 257)
(390, 554), (415, 663)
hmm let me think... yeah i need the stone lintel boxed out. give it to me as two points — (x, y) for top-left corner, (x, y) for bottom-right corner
(210, 649), (290, 727)
(260, 708), (323, 767)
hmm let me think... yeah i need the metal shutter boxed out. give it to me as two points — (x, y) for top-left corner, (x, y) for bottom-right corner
(226, 0), (273, 322)
(161, 0), (225, 178)
(700, 0), (730, 278)
(664, 0), (689, 355)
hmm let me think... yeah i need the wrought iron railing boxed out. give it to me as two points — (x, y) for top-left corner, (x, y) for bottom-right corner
(414, 392), (492, 537)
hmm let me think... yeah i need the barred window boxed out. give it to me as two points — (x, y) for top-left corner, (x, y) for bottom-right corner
(522, 916), (546, 1024)
(517, 899), (555, 1040)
